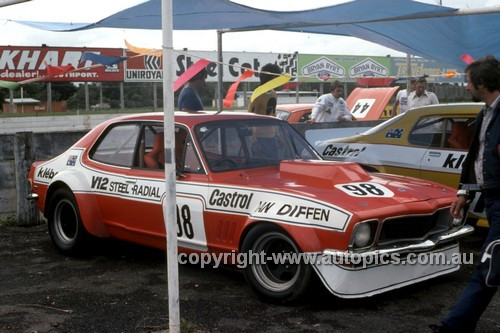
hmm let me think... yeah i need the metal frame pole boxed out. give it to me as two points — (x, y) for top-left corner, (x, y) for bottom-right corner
(217, 30), (223, 112)
(161, 0), (180, 332)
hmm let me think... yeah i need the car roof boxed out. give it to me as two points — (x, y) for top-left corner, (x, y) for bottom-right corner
(403, 102), (484, 116)
(276, 104), (314, 112)
(111, 111), (275, 126)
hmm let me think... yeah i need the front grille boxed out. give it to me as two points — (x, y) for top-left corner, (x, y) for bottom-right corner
(378, 209), (449, 246)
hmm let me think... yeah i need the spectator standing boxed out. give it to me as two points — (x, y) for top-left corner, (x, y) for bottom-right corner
(248, 63), (282, 116)
(391, 77), (417, 116)
(430, 56), (500, 333)
(309, 80), (352, 123)
(178, 68), (207, 111)
(408, 76), (439, 110)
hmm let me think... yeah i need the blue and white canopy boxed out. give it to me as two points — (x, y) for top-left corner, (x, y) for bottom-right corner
(15, 0), (500, 68)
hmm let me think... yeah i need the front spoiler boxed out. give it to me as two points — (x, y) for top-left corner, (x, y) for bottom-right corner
(313, 225), (474, 299)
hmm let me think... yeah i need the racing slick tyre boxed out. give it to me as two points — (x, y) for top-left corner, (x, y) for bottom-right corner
(47, 188), (90, 255)
(241, 224), (312, 303)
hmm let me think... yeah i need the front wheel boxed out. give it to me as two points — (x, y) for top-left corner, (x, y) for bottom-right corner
(241, 224), (312, 303)
(47, 188), (89, 255)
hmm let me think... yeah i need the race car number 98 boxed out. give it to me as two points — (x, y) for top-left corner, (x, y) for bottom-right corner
(334, 182), (394, 198)
(177, 204), (194, 239)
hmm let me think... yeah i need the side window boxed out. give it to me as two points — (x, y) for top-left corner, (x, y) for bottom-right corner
(408, 117), (446, 148)
(409, 116), (475, 149)
(445, 118), (475, 150)
(140, 125), (164, 169)
(276, 110), (290, 121)
(138, 125), (203, 173)
(299, 112), (311, 123)
(90, 123), (140, 167)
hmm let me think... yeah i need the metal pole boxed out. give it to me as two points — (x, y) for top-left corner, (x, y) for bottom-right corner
(295, 82), (299, 103)
(406, 53), (412, 94)
(161, 1), (180, 333)
(99, 82), (103, 106)
(153, 82), (158, 112)
(85, 82), (89, 111)
(9, 89), (14, 113)
(217, 30), (223, 112)
(21, 86), (24, 114)
(47, 82), (52, 112)
(120, 82), (125, 110)
(243, 82), (248, 108)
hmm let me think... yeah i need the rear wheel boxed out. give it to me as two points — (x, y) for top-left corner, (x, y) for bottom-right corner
(241, 224), (312, 303)
(47, 188), (89, 255)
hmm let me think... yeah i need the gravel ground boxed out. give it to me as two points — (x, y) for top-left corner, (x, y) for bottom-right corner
(0, 224), (499, 333)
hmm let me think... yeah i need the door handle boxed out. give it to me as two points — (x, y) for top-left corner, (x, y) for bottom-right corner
(428, 151), (441, 158)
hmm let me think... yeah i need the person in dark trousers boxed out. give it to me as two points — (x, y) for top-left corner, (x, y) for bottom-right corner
(430, 56), (500, 332)
(178, 68), (207, 111)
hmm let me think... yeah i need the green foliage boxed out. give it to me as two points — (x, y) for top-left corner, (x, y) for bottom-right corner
(0, 215), (17, 227)
(0, 88), (6, 112)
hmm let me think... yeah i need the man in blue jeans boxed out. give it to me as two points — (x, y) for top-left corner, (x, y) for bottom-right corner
(431, 56), (500, 332)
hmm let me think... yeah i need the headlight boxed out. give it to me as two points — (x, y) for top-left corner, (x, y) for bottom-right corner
(353, 222), (372, 248)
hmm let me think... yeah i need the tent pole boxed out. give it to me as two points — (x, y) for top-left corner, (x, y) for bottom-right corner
(217, 30), (223, 112)
(161, 0), (180, 332)
(9, 89), (14, 113)
(406, 53), (412, 96)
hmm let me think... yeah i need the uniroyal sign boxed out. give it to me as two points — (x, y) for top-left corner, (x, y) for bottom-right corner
(0, 46), (124, 82)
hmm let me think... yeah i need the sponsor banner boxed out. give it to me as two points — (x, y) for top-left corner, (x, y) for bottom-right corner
(392, 57), (464, 83)
(298, 54), (392, 82)
(206, 185), (352, 231)
(124, 50), (298, 83)
(0, 46), (124, 82)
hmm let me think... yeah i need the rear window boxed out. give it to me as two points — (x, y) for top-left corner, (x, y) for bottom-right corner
(275, 109), (290, 121)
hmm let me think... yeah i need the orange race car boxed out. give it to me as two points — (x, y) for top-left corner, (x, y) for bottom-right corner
(29, 112), (473, 302)
(275, 103), (313, 123)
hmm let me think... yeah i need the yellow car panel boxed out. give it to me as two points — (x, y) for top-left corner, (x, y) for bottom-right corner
(315, 103), (486, 222)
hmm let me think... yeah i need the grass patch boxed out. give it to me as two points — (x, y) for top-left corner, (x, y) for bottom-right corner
(0, 215), (17, 227)
(180, 319), (207, 333)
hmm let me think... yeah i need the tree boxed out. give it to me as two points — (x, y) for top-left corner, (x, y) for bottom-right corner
(0, 88), (7, 112)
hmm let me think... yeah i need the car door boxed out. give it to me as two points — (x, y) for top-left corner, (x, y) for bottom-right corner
(414, 116), (473, 187)
(85, 122), (143, 234)
(125, 123), (210, 251)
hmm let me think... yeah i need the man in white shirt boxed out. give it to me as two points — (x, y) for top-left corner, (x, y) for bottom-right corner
(407, 77), (439, 110)
(391, 78), (416, 116)
(309, 80), (353, 123)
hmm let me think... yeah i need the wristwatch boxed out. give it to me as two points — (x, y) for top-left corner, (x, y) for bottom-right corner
(457, 189), (469, 197)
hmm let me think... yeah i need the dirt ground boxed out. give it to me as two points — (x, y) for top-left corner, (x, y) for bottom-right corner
(0, 223), (499, 333)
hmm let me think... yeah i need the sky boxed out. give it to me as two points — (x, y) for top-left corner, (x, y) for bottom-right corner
(1, 0), (500, 57)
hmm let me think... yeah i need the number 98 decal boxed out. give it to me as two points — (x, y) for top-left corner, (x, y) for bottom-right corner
(174, 197), (207, 249)
(334, 182), (394, 198)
